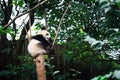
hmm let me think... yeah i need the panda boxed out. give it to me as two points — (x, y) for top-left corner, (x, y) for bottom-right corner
(27, 27), (53, 58)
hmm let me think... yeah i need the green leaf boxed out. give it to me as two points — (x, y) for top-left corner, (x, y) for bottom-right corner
(91, 76), (101, 80)
(18, 0), (24, 7)
(44, 55), (48, 59)
(100, 76), (107, 80)
(117, 3), (120, 7)
(12, 0), (17, 5)
(53, 70), (60, 76)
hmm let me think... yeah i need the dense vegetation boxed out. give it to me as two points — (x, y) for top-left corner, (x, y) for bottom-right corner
(0, 0), (120, 80)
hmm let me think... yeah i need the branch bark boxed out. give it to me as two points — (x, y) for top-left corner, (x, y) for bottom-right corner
(4, 0), (48, 27)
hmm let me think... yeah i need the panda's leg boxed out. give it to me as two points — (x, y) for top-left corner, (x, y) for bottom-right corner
(33, 53), (42, 62)
(33, 50), (46, 62)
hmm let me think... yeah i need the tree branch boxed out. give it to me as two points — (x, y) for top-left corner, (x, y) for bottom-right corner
(44, 10), (48, 29)
(28, 13), (32, 42)
(52, 2), (71, 48)
(4, 0), (48, 28)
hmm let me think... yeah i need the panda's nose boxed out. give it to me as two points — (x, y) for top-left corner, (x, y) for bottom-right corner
(46, 37), (50, 40)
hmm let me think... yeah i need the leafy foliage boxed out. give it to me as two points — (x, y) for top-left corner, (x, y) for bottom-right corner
(0, 55), (36, 80)
(91, 70), (120, 80)
(0, 0), (120, 80)
(0, 26), (14, 36)
(12, 0), (24, 7)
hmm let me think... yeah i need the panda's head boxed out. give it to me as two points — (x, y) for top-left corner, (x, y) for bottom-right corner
(39, 27), (51, 42)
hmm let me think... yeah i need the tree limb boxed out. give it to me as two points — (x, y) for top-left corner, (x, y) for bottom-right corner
(44, 10), (48, 29)
(52, 2), (71, 49)
(28, 12), (32, 42)
(4, 0), (48, 28)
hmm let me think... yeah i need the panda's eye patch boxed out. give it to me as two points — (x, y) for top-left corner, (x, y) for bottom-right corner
(46, 33), (49, 36)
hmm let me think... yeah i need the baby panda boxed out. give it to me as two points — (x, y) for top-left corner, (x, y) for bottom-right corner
(27, 27), (52, 58)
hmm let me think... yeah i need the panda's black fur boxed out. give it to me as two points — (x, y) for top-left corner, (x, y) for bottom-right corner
(32, 35), (52, 48)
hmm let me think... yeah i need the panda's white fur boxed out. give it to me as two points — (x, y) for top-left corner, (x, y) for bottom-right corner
(27, 27), (52, 58)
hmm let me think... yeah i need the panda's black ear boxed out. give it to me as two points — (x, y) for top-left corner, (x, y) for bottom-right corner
(41, 27), (47, 30)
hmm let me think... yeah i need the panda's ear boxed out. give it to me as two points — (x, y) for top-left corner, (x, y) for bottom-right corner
(41, 27), (47, 30)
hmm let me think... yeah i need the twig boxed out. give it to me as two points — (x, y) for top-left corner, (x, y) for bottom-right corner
(4, 0), (48, 28)
(28, 13), (32, 42)
(44, 10), (48, 29)
(52, 2), (71, 49)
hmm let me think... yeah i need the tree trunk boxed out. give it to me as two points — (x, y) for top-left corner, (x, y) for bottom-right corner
(35, 55), (47, 80)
